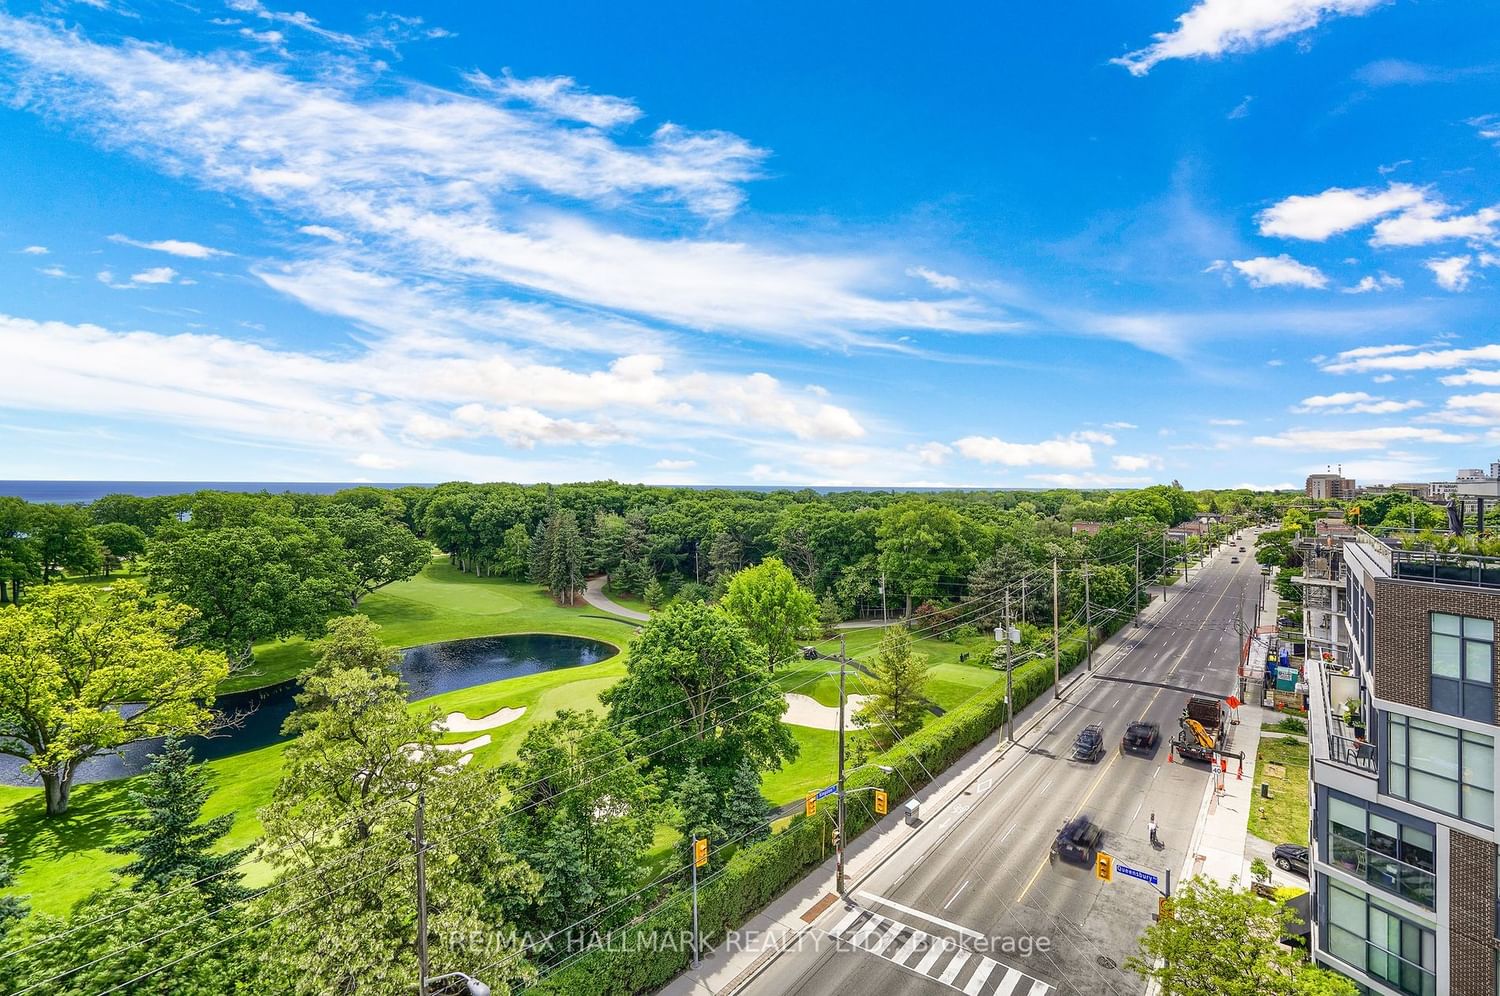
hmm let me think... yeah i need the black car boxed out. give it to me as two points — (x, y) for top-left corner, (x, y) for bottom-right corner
(1051, 816), (1103, 865)
(1072, 723), (1105, 762)
(1121, 720), (1160, 755)
(1274, 843), (1310, 877)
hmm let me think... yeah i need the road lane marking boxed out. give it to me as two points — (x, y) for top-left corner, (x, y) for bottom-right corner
(869, 920), (905, 956)
(943, 879), (970, 909)
(856, 891), (988, 940)
(1014, 748), (1123, 903)
(914, 943), (948, 974)
(892, 927), (927, 965)
(991, 968), (1025, 996)
(830, 906), (864, 935)
(1027, 979), (1052, 996)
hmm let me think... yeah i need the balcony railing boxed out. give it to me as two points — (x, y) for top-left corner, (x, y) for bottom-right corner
(1326, 834), (1436, 909)
(1307, 658), (1377, 776)
(1327, 731), (1377, 773)
(1356, 528), (1500, 590)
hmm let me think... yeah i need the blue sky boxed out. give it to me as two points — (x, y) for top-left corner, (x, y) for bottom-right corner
(1, 0), (1498, 488)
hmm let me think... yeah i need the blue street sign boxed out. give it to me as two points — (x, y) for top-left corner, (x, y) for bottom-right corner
(816, 785), (839, 800)
(1116, 864), (1159, 886)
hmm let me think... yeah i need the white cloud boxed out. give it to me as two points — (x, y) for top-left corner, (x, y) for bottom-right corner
(1343, 272), (1403, 294)
(20, 244), (47, 255)
(1103, 421), (1138, 430)
(1231, 254), (1328, 289)
(1427, 255), (1474, 292)
(906, 266), (961, 291)
(1290, 391), (1422, 414)
(1234, 481), (1297, 491)
(1113, 0), (1387, 77)
(1029, 472), (1150, 487)
(1071, 430), (1117, 446)
(108, 233), (228, 258)
(1266, 358), (1285, 367)
(1374, 204), (1500, 247)
(37, 265), (68, 278)
(1439, 369), (1500, 387)
(1252, 426), (1471, 450)
(451, 403), (626, 449)
(653, 458), (696, 471)
(1441, 392), (1500, 424)
(1257, 183), (1426, 241)
(952, 435), (1094, 468)
(1323, 343), (1500, 374)
(913, 441), (952, 466)
(1471, 114), (1500, 148)
(1227, 95), (1253, 119)
(129, 266), (178, 285)
(1371, 374), (1395, 383)
(351, 452), (401, 470)
(467, 70), (642, 129)
(1112, 454), (1162, 471)
(0, 15), (997, 346)
(297, 225), (346, 242)
(1208, 417), (1245, 425)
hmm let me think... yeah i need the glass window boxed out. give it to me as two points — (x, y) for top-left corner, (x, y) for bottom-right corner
(1386, 714), (1494, 829)
(1323, 791), (1438, 908)
(1430, 612), (1494, 722)
(1322, 879), (1436, 996)
(1431, 634), (1461, 678)
(1433, 613), (1462, 636)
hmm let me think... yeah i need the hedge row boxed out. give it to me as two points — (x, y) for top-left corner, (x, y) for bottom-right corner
(526, 611), (1137, 994)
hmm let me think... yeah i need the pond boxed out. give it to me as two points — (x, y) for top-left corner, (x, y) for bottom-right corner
(0, 633), (616, 787)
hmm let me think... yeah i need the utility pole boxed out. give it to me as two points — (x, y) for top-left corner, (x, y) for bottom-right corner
(880, 571), (887, 625)
(1161, 532), (1168, 605)
(1052, 558), (1061, 699)
(1004, 589), (1015, 741)
(836, 633), (847, 897)
(1134, 542), (1141, 628)
(415, 793), (429, 996)
(691, 840), (701, 968)
(1084, 562), (1093, 672)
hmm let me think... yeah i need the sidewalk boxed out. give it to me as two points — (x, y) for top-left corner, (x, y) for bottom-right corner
(662, 579), (1183, 996)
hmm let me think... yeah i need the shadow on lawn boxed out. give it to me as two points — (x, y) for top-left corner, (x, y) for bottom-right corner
(1, 779), (137, 873)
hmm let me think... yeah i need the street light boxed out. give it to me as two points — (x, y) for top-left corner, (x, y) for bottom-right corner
(425, 973), (491, 996)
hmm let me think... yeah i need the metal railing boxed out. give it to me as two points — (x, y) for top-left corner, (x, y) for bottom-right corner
(1327, 731), (1377, 773)
(1327, 834), (1436, 909)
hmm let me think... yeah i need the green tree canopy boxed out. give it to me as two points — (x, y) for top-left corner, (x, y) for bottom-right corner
(877, 499), (971, 614)
(1126, 877), (1356, 996)
(0, 581), (228, 815)
(602, 602), (797, 784)
(320, 506), (431, 607)
(145, 517), (351, 669)
(29, 503), (101, 583)
(721, 556), (819, 672)
(497, 709), (659, 938)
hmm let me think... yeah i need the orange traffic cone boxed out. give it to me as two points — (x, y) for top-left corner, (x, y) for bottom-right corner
(1237, 759), (1243, 780)
(1167, 748), (1174, 764)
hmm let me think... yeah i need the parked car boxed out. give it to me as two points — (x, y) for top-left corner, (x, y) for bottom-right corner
(1072, 723), (1105, 762)
(1051, 816), (1104, 865)
(1121, 720), (1160, 755)
(1274, 843), (1310, 877)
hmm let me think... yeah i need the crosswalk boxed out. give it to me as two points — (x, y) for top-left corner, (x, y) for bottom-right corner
(827, 907), (1054, 996)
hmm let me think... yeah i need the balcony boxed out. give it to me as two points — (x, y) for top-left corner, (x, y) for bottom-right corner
(1307, 658), (1377, 776)
(1356, 528), (1500, 591)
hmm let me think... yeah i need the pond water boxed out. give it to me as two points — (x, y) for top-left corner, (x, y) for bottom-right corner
(0, 633), (616, 787)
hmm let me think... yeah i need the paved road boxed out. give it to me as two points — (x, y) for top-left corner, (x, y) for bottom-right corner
(737, 537), (1263, 996)
(582, 575), (650, 621)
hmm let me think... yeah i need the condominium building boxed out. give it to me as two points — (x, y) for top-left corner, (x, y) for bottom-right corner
(1432, 483), (1458, 500)
(1458, 470), (1487, 482)
(1309, 473), (1360, 500)
(1304, 528), (1500, 996)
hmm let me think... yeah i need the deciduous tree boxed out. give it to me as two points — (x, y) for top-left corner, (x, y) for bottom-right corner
(0, 582), (227, 816)
(1126, 877), (1355, 996)
(721, 557), (819, 673)
(322, 506), (430, 607)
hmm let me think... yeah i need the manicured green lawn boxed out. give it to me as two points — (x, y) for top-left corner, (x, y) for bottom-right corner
(1248, 736), (1310, 847)
(224, 557), (640, 692)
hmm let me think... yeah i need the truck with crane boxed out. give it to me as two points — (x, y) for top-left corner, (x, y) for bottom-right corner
(1174, 695), (1229, 763)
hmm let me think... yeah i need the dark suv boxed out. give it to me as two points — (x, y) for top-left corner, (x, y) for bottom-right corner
(1072, 723), (1105, 762)
(1051, 816), (1103, 865)
(1274, 843), (1309, 877)
(1121, 720), (1160, 755)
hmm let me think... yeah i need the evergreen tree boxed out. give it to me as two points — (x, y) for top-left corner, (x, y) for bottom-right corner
(643, 576), (667, 609)
(528, 520), (550, 585)
(674, 763), (724, 865)
(110, 736), (251, 906)
(854, 626), (932, 749)
(720, 756), (772, 846)
(547, 510), (585, 604)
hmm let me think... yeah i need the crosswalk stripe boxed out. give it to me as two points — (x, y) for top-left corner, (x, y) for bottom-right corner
(963, 958), (997, 996)
(937, 950), (971, 985)
(1025, 980), (1052, 996)
(890, 928), (928, 966)
(990, 967), (1025, 996)
(867, 922), (905, 956)
(829, 907), (866, 937)
(850, 915), (886, 948)
(914, 941), (949, 975)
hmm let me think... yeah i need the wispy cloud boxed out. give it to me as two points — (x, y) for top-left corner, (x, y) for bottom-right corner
(1113, 0), (1388, 77)
(108, 233), (228, 258)
(1426, 255), (1473, 292)
(1290, 390), (1422, 414)
(1258, 182), (1500, 248)
(1230, 254), (1329, 289)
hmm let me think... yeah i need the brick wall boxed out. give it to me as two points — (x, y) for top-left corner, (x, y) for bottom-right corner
(1372, 579), (1500, 719)
(1448, 830), (1497, 996)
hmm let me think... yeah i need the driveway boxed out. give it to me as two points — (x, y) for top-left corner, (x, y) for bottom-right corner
(583, 575), (650, 621)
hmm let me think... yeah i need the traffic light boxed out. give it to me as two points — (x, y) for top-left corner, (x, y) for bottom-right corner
(694, 837), (708, 868)
(1095, 851), (1113, 882)
(874, 790), (888, 816)
(805, 792), (816, 817)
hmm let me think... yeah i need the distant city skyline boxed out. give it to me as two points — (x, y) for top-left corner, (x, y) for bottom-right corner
(2, 0), (1499, 488)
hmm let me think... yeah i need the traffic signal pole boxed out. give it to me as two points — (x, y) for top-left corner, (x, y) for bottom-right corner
(836, 634), (847, 897)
